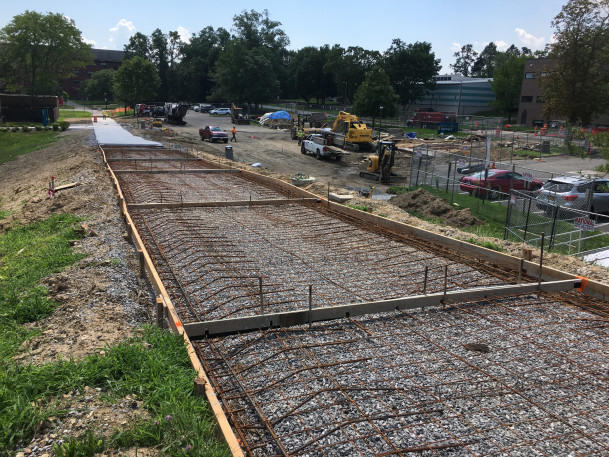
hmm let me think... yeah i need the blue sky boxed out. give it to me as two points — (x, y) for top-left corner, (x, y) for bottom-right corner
(0, 0), (565, 73)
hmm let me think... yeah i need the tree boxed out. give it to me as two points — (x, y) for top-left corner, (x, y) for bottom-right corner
(150, 29), (169, 100)
(351, 66), (398, 126)
(113, 57), (160, 109)
(0, 10), (92, 96)
(471, 42), (499, 78)
(384, 39), (441, 109)
(324, 45), (381, 103)
(450, 44), (477, 76)
(124, 32), (151, 60)
(491, 54), (528, 122)
(81, 69), (116, 101)
(214, 41), (277, 105)
(542, 0), (609, 125)
(177, 26), (227, 102)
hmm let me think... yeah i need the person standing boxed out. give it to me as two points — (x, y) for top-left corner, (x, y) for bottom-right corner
(231, 126), (237, 142)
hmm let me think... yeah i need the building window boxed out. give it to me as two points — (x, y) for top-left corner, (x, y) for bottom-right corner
(541, 72), (549, 77)
(525, 72), (536, 79)
(100, 62), (107, 67)
(536, 96), (544, 103)
(73, 70), (79, 75)
(88, 71), (93, 76)
(73, 80), (79, 84)
(521, 95), (533, 102)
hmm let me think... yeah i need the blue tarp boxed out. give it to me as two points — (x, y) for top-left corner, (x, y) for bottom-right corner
(266, 110), (291, 120)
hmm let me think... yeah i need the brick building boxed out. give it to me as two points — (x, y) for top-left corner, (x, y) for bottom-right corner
(61, 49), (124, 99)
(517, 57), (609, 128)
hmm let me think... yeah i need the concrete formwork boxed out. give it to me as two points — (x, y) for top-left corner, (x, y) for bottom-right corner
(99, 144), (609, 456)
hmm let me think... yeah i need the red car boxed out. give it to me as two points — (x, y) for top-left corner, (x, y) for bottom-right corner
(199, 125), (228, 143)
(459, 169), (543, 200)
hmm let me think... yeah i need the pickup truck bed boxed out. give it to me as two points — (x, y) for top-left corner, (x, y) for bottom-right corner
(301, 135), (345, 160)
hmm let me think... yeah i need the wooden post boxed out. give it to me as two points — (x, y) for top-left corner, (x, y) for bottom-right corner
(156, 297), (164, 328)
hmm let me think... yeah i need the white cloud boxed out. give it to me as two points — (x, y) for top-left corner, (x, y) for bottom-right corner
(82, 36), (97, 46)
(451, 42), (461, 52)
(495, 41), (509, 51)
(515, 28), (545, 49)
(177, 26), (191, 43)
(109, 19), (137, 44)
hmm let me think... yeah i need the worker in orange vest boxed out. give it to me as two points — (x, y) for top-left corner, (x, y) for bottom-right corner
(231, 126), (237, 142)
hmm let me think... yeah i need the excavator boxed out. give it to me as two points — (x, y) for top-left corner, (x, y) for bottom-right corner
(328, 111), (372, 151)
(359, 140), (396, 183)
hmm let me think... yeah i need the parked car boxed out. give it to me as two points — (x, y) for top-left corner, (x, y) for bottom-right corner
(199, 104), (215, 113)
(536, 176), (609, 214)
(210, 108), (231, 115)
(459, 169), (543, 200)
(199, 125), (228, 143)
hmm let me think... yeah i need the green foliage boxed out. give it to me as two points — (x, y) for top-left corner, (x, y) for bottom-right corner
(0, 11), (92, 96)
(2, 326), (229, 456)
(81, 69), (116, 101)
(114, 57), (160, 107)
(52, 123), (59, 131)
(384, 39), (441, 106)
(347, 204), (370, 212)
(491, 54), (528, 123)
(450, 44), (478, 76)
(464, 237), (505, 252)
(0, 131), (59, 165)
(22, 126), (30, 133)
(386, 186), (409, 195)
(0, 214), (86, 329)
(542, 0), (609, 125)
(59, 121), (70, 131)
(351, 66), (398, 120)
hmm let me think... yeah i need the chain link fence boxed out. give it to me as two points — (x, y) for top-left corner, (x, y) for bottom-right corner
(504, 190), (609, 256)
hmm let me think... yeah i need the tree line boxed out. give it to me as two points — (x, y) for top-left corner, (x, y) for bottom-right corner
(1, 1), (608, 127)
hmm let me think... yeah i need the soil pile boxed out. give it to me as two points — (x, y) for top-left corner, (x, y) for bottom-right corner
(389, 188), (484, 228)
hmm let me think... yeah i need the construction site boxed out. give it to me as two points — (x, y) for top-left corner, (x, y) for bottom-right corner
(90, 111), (609, 457)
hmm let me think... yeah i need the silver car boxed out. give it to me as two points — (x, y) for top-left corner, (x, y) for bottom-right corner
(536, 176), (609, 214)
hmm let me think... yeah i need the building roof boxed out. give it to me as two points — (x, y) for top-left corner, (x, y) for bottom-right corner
(92, 49), (125, 62)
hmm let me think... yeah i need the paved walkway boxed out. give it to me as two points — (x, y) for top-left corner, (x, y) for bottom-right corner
(92, 117), (162, 147)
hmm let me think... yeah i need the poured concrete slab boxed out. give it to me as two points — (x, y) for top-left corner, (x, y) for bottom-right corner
(93, 118), (162, 147)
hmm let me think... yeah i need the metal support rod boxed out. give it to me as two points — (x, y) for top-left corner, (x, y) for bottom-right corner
(308, 285), (313, 329)
(259, 277), (264, 315)
(538, 233), (545, 289)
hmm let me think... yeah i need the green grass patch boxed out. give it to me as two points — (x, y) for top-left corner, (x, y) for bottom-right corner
(386, 186), (409, 195)
(57, 109), (92, 121)
(347, 204), (371, 212)
(464, 237), (505, 252)
(0, 131), (60, 166)
(2, 326), (229, 456)
(0, 214), (228, 456)
(0, 214), (86, 357)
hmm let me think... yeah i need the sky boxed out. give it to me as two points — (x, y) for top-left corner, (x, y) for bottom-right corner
(0, 0), (566, 73)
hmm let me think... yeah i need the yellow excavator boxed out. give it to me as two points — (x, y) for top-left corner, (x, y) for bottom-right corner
(360, 141), (396, 183)
(330, 111), (372, 151)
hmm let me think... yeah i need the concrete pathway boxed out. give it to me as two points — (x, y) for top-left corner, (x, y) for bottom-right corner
(92, 117), (162, 147)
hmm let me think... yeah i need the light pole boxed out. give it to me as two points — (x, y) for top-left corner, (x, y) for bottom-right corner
(104, 93), (107, 112)
(379, 105), (384, 140)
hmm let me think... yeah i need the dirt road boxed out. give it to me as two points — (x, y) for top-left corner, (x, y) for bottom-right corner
(134, 110), (411, 194)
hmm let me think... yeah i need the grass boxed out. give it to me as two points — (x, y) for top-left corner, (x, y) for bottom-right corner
(57, 109), (92, 121)
(0, 214), (228, 456)
(0, 131), (60, 166)
(347, 204), (371, 212)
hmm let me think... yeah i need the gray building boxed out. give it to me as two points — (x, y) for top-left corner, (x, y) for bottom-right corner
(411, 75), (496, 115)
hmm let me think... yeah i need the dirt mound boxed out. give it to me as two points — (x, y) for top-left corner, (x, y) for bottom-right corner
(389, 188), (483, 228)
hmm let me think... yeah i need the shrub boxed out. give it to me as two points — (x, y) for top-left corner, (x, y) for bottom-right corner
(22, 126), (30, 133)
(12, 127), (20, 132)
(52, 123), (59, 131)
(35, 126), (42, 131)
(59, 121), (70, 131)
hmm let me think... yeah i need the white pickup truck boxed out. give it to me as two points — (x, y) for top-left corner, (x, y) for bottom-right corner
(300, 134), (345, 160)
